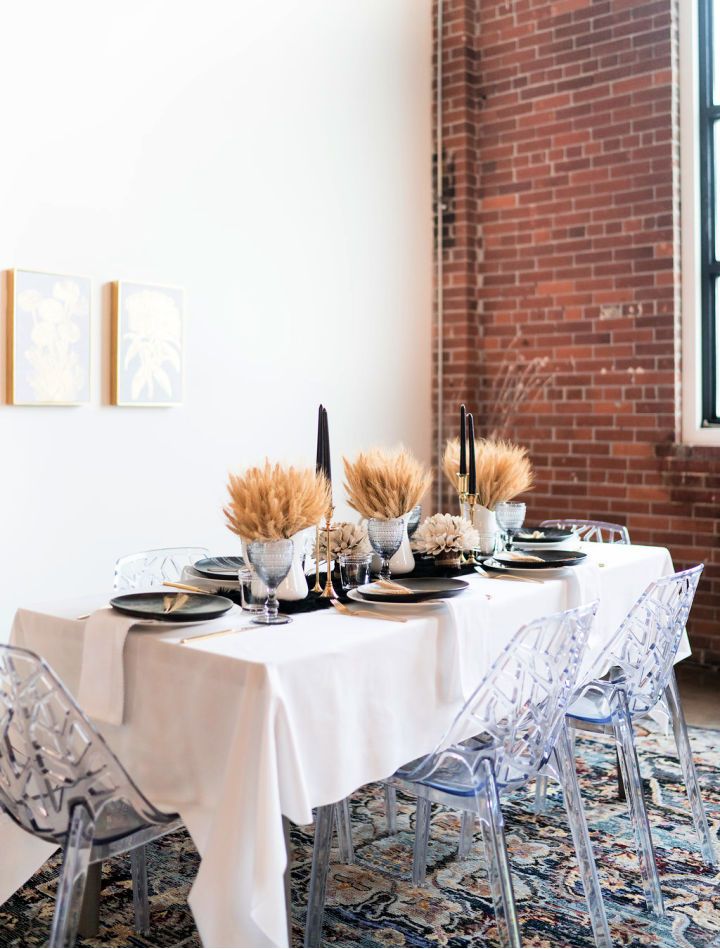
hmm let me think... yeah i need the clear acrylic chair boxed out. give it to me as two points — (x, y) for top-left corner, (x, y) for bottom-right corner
(305, 602), (612, 948)
(539, 519), (630, 544)
(537, 565), (713, 918)
(0, 645), (182, 947)
(113, 546), (210, 591)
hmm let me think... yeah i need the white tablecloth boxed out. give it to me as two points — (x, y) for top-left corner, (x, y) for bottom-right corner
(5, 543), (686, 947)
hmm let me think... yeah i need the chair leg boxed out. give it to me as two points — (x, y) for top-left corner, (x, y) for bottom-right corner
(384, 783), (397, 834)
(77, 863), (101, 938)
(475, 758), (521, 948)
(615, 747), (626, 801)
(49, 805), (95, 948)
(131, 846), (150, 935)
(411, 796), (432, 886)
(333, 799), (355, 865)
(458, 809), (475, 859)
(666, 671), (717, 865)
(304, 804), (334, 948)
(613, 695), (664, 916)
(534, 775), (549, 814)
(553, 726), (611, 948)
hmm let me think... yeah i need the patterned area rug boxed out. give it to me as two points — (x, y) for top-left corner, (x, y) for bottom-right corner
(0, 728), (717, 948)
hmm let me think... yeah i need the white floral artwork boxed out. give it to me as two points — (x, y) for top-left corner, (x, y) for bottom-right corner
(113, 282), (184, 406)
(9, 270), (91, 405)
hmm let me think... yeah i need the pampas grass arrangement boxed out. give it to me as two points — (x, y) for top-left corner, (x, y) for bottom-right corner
(343, 447), (432, 520)
(443, 437), (533, 510)
(224, 461), (331, 542)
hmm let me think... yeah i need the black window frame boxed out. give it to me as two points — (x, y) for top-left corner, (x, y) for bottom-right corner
(699, 0), (720, 425)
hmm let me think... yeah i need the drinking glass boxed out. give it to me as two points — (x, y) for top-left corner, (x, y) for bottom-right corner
(339, 552), (372, 590)
(476, 530), (498, 557)
(246, 539), (294, 625)
(238, 565), (265, 613)
(495, 501), (526, 550)
(367, 517), (405, 580)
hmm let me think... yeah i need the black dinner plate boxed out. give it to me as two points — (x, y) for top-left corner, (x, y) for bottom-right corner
(110, 592), (234, 622)
(485, 549), (587, 571)
(193, 556), (245, 579)
(356, 577), (469, 603)
(513, 526), (576, 543)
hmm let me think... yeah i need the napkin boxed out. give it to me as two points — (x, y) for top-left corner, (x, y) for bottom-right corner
(77, 609), (139, 725)
(502, 551), (545, 563)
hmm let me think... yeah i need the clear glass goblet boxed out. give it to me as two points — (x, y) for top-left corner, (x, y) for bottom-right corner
(246, 538), (294, 625)
(495, 502), (526, 550)
(367, 517), (405, 580)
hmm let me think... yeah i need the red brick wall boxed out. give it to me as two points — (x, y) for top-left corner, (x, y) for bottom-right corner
(435, 0), (720, 666)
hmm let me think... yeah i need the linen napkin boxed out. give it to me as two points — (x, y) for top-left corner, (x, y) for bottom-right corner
(77, 608), (139, 725)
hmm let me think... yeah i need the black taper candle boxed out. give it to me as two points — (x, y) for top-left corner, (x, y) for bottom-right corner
(316, 404), (325, 474)
(467, 413), (476, 495)
(322, 407), (332, 488)
(459, 404), (467, 476)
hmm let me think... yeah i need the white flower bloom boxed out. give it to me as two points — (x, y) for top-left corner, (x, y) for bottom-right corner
(412, 513), (479, 556)
(330, 522), (371, 558)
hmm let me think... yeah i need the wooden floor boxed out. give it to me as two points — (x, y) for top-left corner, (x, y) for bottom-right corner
(676, 661), (720, 728)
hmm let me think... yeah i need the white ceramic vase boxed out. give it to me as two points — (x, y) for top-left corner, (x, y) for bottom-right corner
(389, 511), (415, 575)
(277, 529), (309, 601)
(461, 500), (497, 535)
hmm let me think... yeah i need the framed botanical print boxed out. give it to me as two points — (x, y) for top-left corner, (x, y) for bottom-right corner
(6, 269), (91, 405)
(111, 281), (184, 406)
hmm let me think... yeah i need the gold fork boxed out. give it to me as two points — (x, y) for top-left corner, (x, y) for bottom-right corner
(330, 600), (407, 624)
(180, 625), (254, 644)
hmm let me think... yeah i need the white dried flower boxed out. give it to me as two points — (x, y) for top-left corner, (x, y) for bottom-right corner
(412, 513), (479, 556)
(330, 522), (370, 558)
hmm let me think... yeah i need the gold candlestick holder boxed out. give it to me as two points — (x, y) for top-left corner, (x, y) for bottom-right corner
(320, 507), (338, 599)
(312, 525), (323, 593)
(456, 473), (470, 563)
(465, 493), (480, 565)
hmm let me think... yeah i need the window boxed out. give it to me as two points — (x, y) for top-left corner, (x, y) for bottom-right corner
(699, 0), (720, 425)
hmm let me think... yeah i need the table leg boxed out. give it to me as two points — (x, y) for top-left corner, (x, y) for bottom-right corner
(283, 816), (293, 943)
(78, 861), (102, 938)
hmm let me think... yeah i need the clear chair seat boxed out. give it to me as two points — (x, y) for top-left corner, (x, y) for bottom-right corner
(567, 686), (615, 725)
(395, 738), (496, 797)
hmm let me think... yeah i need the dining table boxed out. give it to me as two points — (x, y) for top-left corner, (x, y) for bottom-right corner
(2, 541), (688, 948)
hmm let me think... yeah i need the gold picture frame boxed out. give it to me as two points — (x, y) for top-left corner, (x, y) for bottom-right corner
(6, 268), (92, 406)
(111, 280), (184, 407)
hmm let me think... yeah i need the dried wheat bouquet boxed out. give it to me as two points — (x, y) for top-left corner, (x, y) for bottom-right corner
(224, 461), (331, 542)
(443, 437), (534, 509)
(343, 447), (432, 520)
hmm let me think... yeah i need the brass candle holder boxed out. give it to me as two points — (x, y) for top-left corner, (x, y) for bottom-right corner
(457, 472), (470, 564)
(465, 492), (480, 564)
(312, 525), (323, 593)
(320, 507), (338, 599)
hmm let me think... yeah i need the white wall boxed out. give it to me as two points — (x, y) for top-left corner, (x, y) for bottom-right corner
(0, 0), (432, 629)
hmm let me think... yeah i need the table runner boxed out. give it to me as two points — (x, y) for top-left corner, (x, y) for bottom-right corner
(5, 543), (686, 947)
